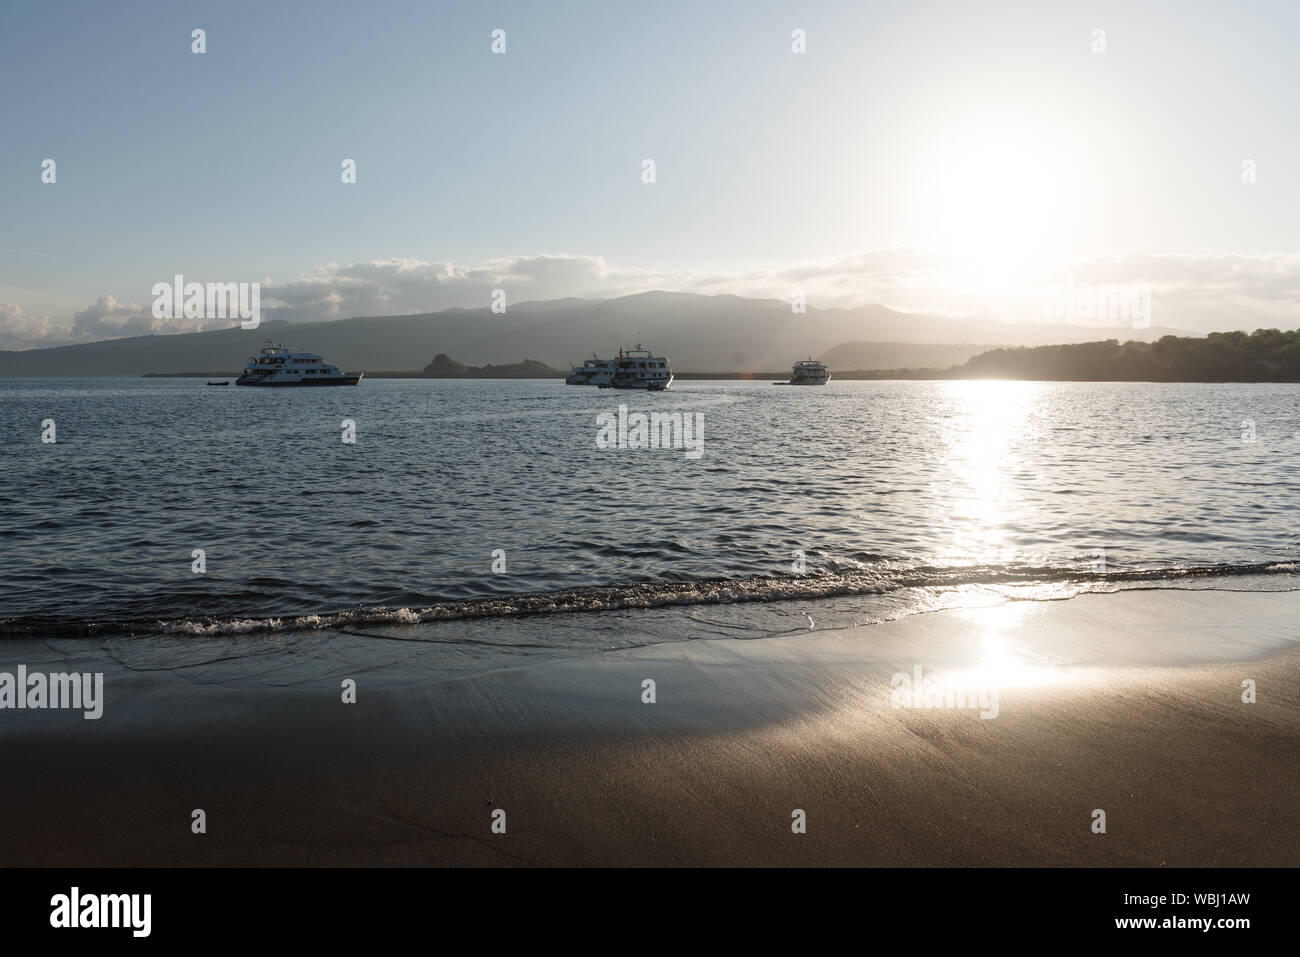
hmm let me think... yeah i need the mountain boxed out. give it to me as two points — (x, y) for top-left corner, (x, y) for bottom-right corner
(0, 291), (1192, 376)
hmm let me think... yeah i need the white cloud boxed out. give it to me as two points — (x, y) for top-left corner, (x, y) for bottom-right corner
(0, 303), (63, 350)
(259, 249), (970, 322)
(1063, 252), (1300, 302)
(1, 295), (244, 350)
(260, 254), (667, 322)
(68, 295), (237, 342)
(1033, 253), (1300, 331)
(10, 249), (1300, 349)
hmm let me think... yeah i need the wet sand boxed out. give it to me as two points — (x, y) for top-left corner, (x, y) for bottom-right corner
(0, 588), (1296, 866)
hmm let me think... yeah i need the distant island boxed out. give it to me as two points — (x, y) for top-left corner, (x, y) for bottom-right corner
(416, 354), (564, 378)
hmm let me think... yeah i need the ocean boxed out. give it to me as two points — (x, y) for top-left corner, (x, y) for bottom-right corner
(2, 378), (1297, 654)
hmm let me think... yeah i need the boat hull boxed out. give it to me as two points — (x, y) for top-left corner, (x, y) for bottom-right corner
(566, 373), (614, 386)
(612, 375), (673, 390)
(236, 374), (363, 387)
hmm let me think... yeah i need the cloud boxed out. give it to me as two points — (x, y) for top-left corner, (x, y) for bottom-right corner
(11, 249), (1300, 348)
(256, 249), (972, 323)
(0, 303), (63, 350)
(260, 254), (667, 322)
(68, 294), (236, 341)
(667, 249), (964, 313)
(1065, 252), (1300, 303)
(1, 295), (243, 350)
(1035, 253), (1300, 331)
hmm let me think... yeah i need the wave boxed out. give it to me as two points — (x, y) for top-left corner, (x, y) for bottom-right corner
(1, 560), (1295, 639)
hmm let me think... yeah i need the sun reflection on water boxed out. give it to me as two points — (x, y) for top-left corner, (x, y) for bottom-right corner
(936, 380), (1044, 568)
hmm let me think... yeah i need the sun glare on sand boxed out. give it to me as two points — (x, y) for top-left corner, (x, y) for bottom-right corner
(949, 602), (1067, 689)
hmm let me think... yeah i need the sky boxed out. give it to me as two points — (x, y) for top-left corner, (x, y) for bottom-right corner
(2, 0), (1299, 348)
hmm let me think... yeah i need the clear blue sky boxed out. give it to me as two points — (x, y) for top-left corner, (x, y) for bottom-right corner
(2, 0), (1298, 341)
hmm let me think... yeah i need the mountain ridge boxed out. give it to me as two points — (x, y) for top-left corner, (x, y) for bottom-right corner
(0, 291), (1192, 376)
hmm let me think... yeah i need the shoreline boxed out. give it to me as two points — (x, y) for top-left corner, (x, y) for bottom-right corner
(0, 587), (1295, 866)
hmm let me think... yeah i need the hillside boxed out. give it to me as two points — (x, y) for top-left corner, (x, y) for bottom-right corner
(952, 331), (1300, 381)
(840, 330), (1300, 381)
(0, 292), (1189, 377)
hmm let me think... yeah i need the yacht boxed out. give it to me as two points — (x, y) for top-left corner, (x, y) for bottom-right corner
(786, 358), (831, 385)
(608, 344), (673, 390)
(565, 355), (615, 386)
(235, 341), (363, 386)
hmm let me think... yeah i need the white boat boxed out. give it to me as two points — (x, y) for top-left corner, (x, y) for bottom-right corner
(565, 355), (615, 386)
(235, 341), (363, 387)
(608, 344), (673, 390)
(786, 358), (831, 385)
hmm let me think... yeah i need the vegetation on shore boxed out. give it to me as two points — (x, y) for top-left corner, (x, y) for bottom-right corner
(845, 330), (1300, 381)
(956, 330), (1300, 381)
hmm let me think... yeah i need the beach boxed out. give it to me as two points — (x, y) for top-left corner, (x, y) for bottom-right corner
(1, 586), (1295, 867)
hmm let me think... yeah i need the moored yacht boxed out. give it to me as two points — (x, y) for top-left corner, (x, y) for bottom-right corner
(608, 344), (673, 390)
(235, 341), (363, 386)
(786, 358), (831, 385)
(565, 355), (616, 386)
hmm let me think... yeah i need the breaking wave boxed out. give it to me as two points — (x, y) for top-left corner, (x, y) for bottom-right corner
(2, 560), (1295, 639)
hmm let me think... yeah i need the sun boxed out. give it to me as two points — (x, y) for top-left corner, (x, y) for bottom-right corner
(909, 110), (1088, 293)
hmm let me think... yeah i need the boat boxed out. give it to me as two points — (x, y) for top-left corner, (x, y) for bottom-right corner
(565, 355), (615, 386)
(609, 344), (673, 390)
(206, 380), (229, 386)
(235, 341), (363, 387)
(781, 358), (831, 385)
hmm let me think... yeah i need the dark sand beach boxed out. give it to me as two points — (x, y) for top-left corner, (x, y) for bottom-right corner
(1, 587), (1296, 867)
